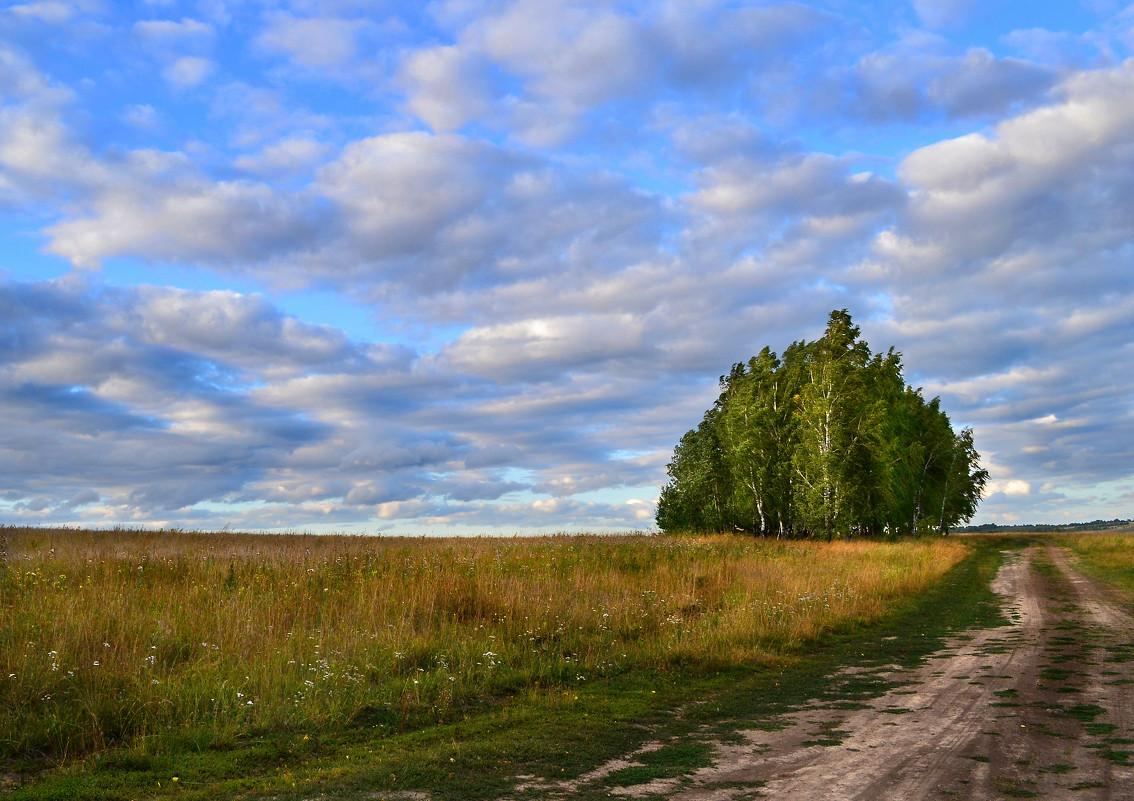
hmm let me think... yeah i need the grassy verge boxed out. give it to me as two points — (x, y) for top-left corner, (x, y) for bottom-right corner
(1, 530), (1010, 800)
(1049, 530), (1134, 604)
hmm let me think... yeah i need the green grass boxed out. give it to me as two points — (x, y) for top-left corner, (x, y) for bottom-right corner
(0, 531), (1012, 800)
(600, 741), (715, 787)
(1039, 667), (1075, 681)
(1053, 531), (1134, 605)
(1086, 723), (1118, 736)
(994, 775), (1039, 797)
(1066, 704), (1106, 722)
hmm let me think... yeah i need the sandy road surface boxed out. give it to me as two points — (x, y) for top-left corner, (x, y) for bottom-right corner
(524, 545), (1134, 800)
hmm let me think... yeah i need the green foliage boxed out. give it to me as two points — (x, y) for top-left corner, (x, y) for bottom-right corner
(657, 310), (990, 538)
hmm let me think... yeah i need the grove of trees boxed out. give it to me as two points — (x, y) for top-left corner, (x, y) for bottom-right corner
(656, 310), (989, 539)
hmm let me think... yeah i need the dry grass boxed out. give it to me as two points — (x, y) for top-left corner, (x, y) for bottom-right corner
(0, 528), (965, 760)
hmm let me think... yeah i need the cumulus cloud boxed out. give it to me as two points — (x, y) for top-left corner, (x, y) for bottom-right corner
(0, 278), (672, 528)
(839, 61), (1134, 522)
(256, 14), (366, 70)
(310, 131), (665, 296)
(46, 174), (324, 268)
(6, 111), (662, 303)
(911, 0), (975, 30)
(893, 60), (1134, 272)
(2, 1), (1134, 531)
(133, 17), (213, 41)
(441, 314), (653, 381)
(847, 36), (1056, 123)
(7, 2), (76, 25)
(0, 281), (410, 520)
(402, 0), (835, 144)
(232, 137), (328, 175)
(401, 45), (493, 132)
(162, 55), (215, 88)
(122, 103), (160, 131)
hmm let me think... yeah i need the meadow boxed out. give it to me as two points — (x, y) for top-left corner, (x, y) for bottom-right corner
(1054, 527), (1134, 600)
(0, 527), (967, 769)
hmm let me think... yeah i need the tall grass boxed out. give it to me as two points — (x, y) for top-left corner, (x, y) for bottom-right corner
(0, 528), (965, 761)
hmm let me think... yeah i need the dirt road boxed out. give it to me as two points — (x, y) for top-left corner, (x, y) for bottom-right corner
(528, 544), (1134, 800)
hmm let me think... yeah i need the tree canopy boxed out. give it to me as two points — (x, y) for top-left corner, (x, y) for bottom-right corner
(656, 310), (989, 539)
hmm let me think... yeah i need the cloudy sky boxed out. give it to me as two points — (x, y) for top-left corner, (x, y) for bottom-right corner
(1, 0), (1131, 533)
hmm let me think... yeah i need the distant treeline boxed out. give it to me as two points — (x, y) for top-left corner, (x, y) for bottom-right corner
(657, 310), (989, 540)
(957, 519), (1134, 534)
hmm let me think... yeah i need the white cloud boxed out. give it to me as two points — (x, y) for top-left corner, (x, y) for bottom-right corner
(400, 45), (492, 132)
(317, 131), (506, 261)
(233, 137), (328, 175)
(256, 14), (366, 69)
(442, 314), (649, 379)
(0, 43), (73, 105)
(3, 1), (1134, 531)
(891, 59), (1134, 269)
(45, 175), (321, 269)
(911, 0), (975, 30)
(133, 17), (213, 41)
(402, 0), (833, 143)
(122, 103), (160, 131)
(162, 55), (215, 88)
(691, 152), (901, 218)
(988, 479), (1032, 497)
(473, 0), (654, 109)
(7, 2), (76, 25)
(848, 34), (1056, 123)
(928, 48), (1055, 118)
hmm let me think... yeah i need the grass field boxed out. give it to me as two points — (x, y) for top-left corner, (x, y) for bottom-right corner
(1053, 529), (1134, 601)
(0, 527), (984, 799)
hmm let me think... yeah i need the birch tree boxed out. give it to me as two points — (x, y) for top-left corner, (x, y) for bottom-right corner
(656, 310), (989, 538)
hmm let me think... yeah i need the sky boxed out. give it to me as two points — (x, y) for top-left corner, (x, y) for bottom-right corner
(0, 0), (1132, 534)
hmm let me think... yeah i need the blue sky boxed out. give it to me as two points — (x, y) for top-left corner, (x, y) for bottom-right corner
(1, 0), (1132, 533)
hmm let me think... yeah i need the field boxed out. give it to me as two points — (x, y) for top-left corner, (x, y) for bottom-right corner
(0, 527), (974, 798)
(1050, 527), (1134, 599)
